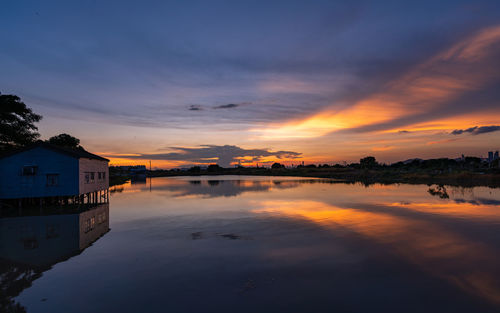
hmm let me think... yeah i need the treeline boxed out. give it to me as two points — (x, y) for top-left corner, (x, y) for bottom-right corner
(167, 155), (499, 174)
(147, 156), (500, 188)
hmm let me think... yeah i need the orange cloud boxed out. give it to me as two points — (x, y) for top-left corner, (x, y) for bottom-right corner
(254, 25), (500, 139)
(426, 138), (460, 145)
(371, 145), (395, 151)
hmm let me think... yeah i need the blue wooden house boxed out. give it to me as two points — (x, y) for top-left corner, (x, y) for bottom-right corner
(0, 142), (109, 205)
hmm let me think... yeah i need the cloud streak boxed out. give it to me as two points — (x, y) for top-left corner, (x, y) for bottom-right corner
(188, 105), (202, 111)
(255, 25), (500, 139)
(214, 103), (239, 109)
(451, 125), (500, 135)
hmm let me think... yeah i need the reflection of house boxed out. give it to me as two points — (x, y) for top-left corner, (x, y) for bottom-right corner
(0, 142), (109, 205)
(0, 203), (110, 267)
(129, 165), (147, 175)
(0, 204), (109, 310)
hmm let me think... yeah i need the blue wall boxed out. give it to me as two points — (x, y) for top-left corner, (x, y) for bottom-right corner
(0, 147), (79, 199)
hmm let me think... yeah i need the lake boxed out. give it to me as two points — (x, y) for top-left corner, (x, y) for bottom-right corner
(2, 176), (500, 312)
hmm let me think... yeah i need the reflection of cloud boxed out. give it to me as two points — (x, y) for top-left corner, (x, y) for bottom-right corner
(455, 198), (500, 206)
(253, 199), (500, 304)
(123, 177), (323, 198)
(171, 179), (303, 198)
(451, 125), (500, 135)
(121, 145), (302, 167)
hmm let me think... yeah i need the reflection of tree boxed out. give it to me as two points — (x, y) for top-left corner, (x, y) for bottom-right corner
(0, 259), (45, 313)
(428, 185), (449, 199)
(169, 179), (313, 198)
(110, 186), (124, 193)
(135, 178), (389, 198)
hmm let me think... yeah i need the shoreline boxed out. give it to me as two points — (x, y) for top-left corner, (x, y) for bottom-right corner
(141, 168), (500, 188)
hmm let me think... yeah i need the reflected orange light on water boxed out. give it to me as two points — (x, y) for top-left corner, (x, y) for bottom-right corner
(253, 199), (500, 304)
(388, 201), (500, 221)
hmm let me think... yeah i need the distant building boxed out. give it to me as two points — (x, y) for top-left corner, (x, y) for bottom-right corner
(0, 142), (109, 201)
(129, 165), (146, 175)
(488, 151), (499, 163)
(110, 165), (146, 176)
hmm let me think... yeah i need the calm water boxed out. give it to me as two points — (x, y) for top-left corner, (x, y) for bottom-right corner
(2, 176), (500, 312)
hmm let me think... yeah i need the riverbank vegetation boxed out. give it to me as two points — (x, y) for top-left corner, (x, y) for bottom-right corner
(144, 156), (500, 188)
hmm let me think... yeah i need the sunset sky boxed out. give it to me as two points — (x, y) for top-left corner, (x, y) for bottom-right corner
(1, 0), (500, 168)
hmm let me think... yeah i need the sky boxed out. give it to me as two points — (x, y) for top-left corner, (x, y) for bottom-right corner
(1, 0), (500, 168)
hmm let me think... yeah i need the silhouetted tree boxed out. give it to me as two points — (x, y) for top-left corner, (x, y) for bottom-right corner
(47, 133), (81, 149)
(360, 156), (378, 169)
(0, 93), (42, 151)
(464, 156), (482, 165)
(188, 166), (201, 173)
(492, 159), (499, 168)
(207, 164), (222, 172)
(271, 162), (285, 169)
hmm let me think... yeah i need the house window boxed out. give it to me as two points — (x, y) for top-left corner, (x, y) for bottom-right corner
(84, 217), (96, 233)
(85, 172), (95, 184)
(96, 172), (106, 180)
(22, 166), (38, 176)
(97, 212), (107, 224)
(84, 219), (91, 232)
(46, 174), (59, 186)
(46, 224), (59, 239)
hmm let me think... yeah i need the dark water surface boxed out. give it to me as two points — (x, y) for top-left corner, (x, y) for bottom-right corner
(2, 176), (500, 312)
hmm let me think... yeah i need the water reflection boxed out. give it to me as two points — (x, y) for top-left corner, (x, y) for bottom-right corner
(117, 175), (326, 198)
(0, 204), (109, 312)
(254, 200), (500, 304)
(6, 177), (500, 313)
